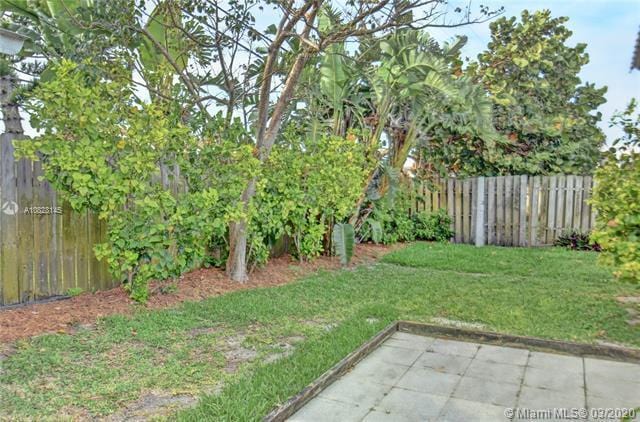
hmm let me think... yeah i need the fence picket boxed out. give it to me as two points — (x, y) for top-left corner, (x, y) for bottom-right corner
(454, 180), (463, 243)
(496, 176), (505, 245)
(529, 176), (541, 246)
(518, 175), (528, 246)
(487, 177), (496, 245)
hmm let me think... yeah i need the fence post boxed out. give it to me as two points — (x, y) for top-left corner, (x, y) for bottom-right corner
(474, 176), (485, 247)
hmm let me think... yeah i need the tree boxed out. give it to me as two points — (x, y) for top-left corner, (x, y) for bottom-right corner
(8, 0), (502, 283)
(460, 9), (607, 176)
(591, 99), (640, 283)
(146, 1), (502, 282)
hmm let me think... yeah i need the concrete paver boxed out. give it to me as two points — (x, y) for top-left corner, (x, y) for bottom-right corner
(452, 376), (520, 407)
(414, 351), (472, 375)
(289, 333), (640, 422)
(395, 367), (460, 396)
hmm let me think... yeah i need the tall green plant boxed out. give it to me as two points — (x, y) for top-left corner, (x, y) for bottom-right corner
(591, 99), (640, 283)
(332, 223), (355, 265)
(15, 61), (257, 300)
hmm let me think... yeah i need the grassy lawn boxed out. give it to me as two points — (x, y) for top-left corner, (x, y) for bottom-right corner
(1, 243), (638, 420)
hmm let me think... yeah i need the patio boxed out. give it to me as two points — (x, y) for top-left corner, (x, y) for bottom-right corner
(290, 332), (640, 421)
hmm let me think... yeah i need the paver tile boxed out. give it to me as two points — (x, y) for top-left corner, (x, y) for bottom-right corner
(373, 388), (448, 421)
(427, 338), (480, 358)
(365, 344), (423, 367)
(475, 344), (529, 366)
(586, 377), (639, 404)
(438, 397), (509, 422)
(528, 351), (583, 373)
(289, 397), (370, 422)
(517, 385), (586, 409)
(452, 376), (520, 407)
(587, 393), (640, 410)
(523, 366), (584, 391)
(319, 373), (391, 409)
(584, 358), (640, 383)
(347, 358), (408, 386)
(465, 359), (525, 385)
(384, 338), (432, 351)
(395, 366), (461, 397)
(391, 332), (436, 345)
(414, 351), (472, 375)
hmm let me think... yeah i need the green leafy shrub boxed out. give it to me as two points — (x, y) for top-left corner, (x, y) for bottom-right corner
(553, 230), (601, 252)
(16, 60), (257, 300)
(412, 209), (454, 241)
(254, 129), (370, 261)
(591, 99), (640, 283)
(367, 186), (416, 244)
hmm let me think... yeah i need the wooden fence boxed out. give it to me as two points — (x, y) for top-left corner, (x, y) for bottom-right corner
(0, 134), (115, 306)
(410, 175), (596, 247)
(0, 135), (598, 308)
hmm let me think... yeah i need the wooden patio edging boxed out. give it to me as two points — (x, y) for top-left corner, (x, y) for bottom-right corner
(263, 321), (640, 421)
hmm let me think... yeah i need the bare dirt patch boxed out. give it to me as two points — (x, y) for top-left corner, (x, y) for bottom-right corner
(0, 243), (399, 343)
(104, 392), (199, 421)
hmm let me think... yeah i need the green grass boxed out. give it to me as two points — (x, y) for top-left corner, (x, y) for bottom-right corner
(0, 243), (638, 420)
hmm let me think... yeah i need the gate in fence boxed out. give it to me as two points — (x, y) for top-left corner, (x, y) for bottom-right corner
(410, 175), (596, 247)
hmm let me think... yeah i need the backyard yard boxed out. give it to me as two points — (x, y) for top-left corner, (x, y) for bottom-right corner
(1, 242), (638, 420)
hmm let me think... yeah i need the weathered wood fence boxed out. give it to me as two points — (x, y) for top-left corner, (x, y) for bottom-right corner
(0, 134), (115, 306)
(410, 175), (596, 247)
(0, 139), (598, 308)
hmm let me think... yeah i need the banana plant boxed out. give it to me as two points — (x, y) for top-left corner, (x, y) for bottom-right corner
(332, 223), (355, 265)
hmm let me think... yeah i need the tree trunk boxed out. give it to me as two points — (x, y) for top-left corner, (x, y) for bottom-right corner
(225, 3), (320, 282)
(0, 75), (24, 135)
(225, 178), (257, 282)
(225, 51), (314, 282)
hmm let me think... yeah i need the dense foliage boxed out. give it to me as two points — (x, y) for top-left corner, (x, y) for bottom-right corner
(420, 10), (606, 177)
(254, 130), (372, 263)
(360, 182), (453, 244)
(15, 61), (257, 300)
(413, 209), (454, 242)
(2, 1), (625, 295)
(553, 230), (601, 252)
(591, 99), (640, 283)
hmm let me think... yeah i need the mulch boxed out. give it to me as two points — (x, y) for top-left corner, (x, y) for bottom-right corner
(0, 243), (399, 344)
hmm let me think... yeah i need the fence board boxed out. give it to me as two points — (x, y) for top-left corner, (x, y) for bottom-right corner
(496, 176), (504, 245)
(529, 176), (541, 246)
(555, 175), (566, 238)
(454, 180), (462, 243)
(573, 176), (584, 231)
(547, 176), (557, 243)
(1, 134), (19, 304)
(487, 177), (496, 245)
(564, 175), (575, 232)
(447, 179), (454, 236)
(581, 176), (593, 232)
(518, 175), (528, 246)
(538, 176), (549, 245)
(462, 180), (471, 243)
(504, 176), (513, 246)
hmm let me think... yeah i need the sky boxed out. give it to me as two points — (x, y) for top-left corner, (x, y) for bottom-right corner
(426, 0), (640, 145)
(7, 0), (640, 145)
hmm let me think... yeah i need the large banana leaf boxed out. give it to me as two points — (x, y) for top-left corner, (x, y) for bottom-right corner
(332, 223), (355, 266)
(139, 0), (190, 97)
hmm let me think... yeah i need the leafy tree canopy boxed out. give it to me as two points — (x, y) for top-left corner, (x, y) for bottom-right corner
(443, 9), (608, 176)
